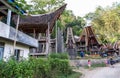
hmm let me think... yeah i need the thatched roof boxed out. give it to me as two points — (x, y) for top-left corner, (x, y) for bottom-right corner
(12, 4), (67, 33)
(66, 27), (75, 44)
(79, 26), (99, 47)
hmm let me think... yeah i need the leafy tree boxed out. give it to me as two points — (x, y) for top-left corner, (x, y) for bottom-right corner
(85, 2), (120, 43)
(30, 0), (65, 14)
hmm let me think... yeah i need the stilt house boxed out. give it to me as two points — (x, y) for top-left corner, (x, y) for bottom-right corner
(78, 26), (100, 55)
(13, 4), (67, 57)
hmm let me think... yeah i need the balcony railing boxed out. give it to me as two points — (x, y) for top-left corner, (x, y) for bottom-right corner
(0, 21), (38, 47)
(29, 52), (47, 56)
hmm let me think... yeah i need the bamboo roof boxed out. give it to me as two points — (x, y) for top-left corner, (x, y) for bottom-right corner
(12, 4), (67, 33)
(79, 26), (99, 47)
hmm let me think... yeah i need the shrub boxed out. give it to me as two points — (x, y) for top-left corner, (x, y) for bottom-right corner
(31, 58), (51, 78)
(0, 59), (34, 78)
(49, 53), (69, 59)
(0, 53), (72, 78)
(49, 53), (72, 76)
(49, 58), (72, 76)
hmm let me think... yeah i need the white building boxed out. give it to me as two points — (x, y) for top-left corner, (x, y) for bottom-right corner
(0, 0), (38, 61)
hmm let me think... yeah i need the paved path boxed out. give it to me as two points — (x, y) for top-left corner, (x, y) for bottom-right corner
(74, 63), (120, 78)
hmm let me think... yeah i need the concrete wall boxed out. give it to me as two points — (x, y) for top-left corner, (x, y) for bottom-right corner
(9, 27), (38, 47)
(0, 21), (38, 47)
(0, 22), (10, 38)
(0, 39), (29, 61)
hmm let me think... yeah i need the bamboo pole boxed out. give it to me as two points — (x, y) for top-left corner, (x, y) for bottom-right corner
(13, 15), (20, 55)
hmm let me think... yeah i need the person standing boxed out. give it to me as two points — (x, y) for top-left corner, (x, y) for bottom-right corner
(104, 57), (110, 67)
(88, 59), (91, 68)
(110, 57), (114, 68)
(80, 50), (84, 58)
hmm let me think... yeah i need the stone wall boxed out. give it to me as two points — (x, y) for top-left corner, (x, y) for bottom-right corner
(70, 59), (106, 66)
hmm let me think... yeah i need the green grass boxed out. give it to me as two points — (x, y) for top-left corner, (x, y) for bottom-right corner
(84, 62), (106, 69)
(57, 71), (82, 78)
(76, 55), (102, 60)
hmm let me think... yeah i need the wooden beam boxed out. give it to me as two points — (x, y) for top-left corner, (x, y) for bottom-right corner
(0, 10), (7, 15)
(0, 6), (7, 10)
(0, 0), (15, 11)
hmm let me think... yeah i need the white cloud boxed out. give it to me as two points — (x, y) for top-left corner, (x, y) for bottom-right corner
(65, 0), (120, 17)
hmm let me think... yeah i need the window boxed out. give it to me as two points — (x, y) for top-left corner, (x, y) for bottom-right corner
(14, 49), (24, 61)
(0, 42), (4, 60)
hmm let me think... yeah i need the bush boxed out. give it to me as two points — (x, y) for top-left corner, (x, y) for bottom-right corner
(49, 53), (72, 77)
(0, 53), (72, 78)
(31, 58), (51, 78)
(49, 53), (69, 59)
(0, 59), (34, 78)
(49, 58), (72, 75)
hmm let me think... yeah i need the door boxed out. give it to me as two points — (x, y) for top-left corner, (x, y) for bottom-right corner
(0, 47), (4, 60)
(0, 42), (4, 60)
(14, 49), (20, 61)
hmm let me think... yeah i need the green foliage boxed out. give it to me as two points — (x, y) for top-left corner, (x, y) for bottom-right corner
(92, 62), (106, 68)
(0, 53), (73, 78)
(15, 0), (32, 11)
(49, 58), (72, 75)
(57, 71), (81, 78)
(30, 58), (51, 78)
(84, 62), (106, 69)
(85, 2), (120, 43)
(0, 59), (33, 78)
(49, 53), (69, 59)
(8, 0), (32, 15)
(30, 0), (65, 14)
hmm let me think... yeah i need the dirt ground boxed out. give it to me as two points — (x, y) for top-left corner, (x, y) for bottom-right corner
(73, 63), (120, 78)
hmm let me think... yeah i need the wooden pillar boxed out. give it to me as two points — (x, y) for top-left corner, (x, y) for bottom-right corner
(43, 43), (45, 52)
(46, 22), (50, 55)
(13, 15), (20, 55)
(85, 27), (88, 53)
(33, 29), (36, 38)
(55, 21), (58, 53)
(48, 22), (50, 54)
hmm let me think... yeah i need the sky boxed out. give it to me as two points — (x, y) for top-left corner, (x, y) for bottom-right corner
(27, 0), (120, 17)
(65, 0), (120, 17)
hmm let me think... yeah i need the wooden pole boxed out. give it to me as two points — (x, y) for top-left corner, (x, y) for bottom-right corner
(33, 29), (36, 57)
(48, 22), (50, 54)
(55, 21), (58, 53)
(33, 29), (36, 38)
(13, 15), (20, 55)
(46, 22), (50, 57)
